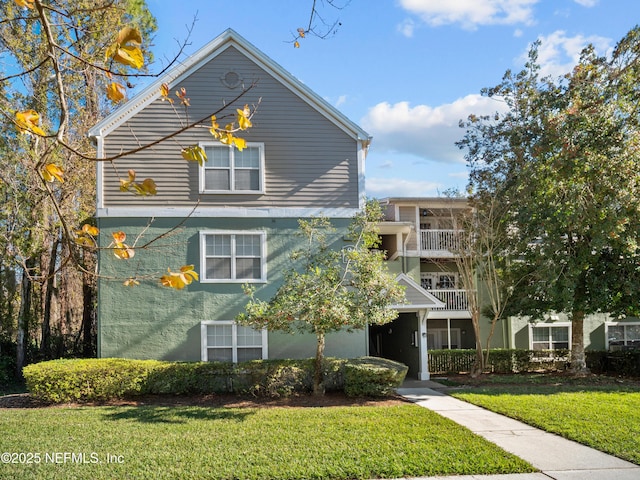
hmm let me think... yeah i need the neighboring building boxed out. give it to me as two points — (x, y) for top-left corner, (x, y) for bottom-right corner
(373, 197), (476, 378)
(377, 196), (640, 374)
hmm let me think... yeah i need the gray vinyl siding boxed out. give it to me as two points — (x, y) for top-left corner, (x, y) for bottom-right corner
(101, 46), (359, 209)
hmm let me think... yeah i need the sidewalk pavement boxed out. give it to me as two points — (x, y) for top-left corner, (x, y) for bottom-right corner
(393, 381), (640, 480)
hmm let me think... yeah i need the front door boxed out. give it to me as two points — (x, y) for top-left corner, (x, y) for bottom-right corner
(369, 313), (420, 377)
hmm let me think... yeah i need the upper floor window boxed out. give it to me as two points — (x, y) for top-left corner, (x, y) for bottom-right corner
(200, 231), (266, 283)
(200, 143), (264, 194)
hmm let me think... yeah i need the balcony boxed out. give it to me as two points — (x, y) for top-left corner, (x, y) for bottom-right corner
(420, 229), (463, 257)
(427, 289), (469, 311)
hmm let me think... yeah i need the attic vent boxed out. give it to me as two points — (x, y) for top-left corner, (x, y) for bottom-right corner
(221, 70), (242, 89)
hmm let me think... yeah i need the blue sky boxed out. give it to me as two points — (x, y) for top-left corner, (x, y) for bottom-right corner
(146, 0), (640, 198)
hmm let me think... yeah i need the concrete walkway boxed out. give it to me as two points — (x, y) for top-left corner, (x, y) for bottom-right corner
(394, 382), (640, 480)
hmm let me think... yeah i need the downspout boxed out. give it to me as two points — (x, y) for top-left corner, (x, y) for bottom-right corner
(402, 226), (413, 274)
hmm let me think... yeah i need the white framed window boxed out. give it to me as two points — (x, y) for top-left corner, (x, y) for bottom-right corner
(201, 321), (268, 362)
(420, 272), (457, 290)
(606, 322), (640, 350)
(200, 231), (266, 283)
(529, 323), (571, 351)
(199, 142), (265, 194)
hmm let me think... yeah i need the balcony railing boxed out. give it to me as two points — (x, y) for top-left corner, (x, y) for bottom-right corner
(420, 229), (463, 254)
(427, 289), (469, 311)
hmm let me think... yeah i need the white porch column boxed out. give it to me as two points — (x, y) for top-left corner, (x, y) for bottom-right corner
(447, 317), (452, 349)
(418, 310), (430, 380)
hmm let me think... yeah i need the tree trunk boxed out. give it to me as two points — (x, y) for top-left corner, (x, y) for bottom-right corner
(81, 278), (96, 357)
(313, 331), (326, 396)
(483, 313), (500, 367)
(16, 259), (35, 376)
(569, 309), (589, 374)
(471, 311), (484, 377)
(41, 238), (59, 359)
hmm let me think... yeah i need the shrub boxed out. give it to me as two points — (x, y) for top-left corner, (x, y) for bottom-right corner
(344, 357), (407, 397)
(144, 361), (235, 395)
(23, 356), (406, 403)
(236, 359), (313, 397)
(0, 355), (17, 387)
(22, 358), (161, 403)
(605, 350), (640, 377)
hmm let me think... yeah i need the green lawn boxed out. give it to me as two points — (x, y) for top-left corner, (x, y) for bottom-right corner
(451, 377), (640, 465)
(0, 403), (534, 480)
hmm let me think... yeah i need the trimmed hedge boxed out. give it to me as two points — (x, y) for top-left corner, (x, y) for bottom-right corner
(22, 356), (407, 403)
(344, 357), (408, 397)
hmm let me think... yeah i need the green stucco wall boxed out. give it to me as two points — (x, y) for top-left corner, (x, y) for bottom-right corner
(97, 216), (366, 361)
(509, 313), (640, 351)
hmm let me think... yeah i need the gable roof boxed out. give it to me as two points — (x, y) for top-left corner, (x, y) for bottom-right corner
(391, 273), (446, 311)
(88, 28), (370, 142)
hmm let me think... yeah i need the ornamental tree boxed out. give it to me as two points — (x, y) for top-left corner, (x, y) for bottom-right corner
(237, 201), (405, 395)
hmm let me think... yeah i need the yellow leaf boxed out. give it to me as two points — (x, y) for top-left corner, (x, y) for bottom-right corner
(160, 83), (174, 103)
(294, 41), (300, 48)
(123, 278), (140, 287)
(106, 82), (126, 103)
(132, 178), (157, 196)
(233, 136), (247, 151)
(160, 274), (175, 288)
(175, 87), (190, 106)
(106, 27), (144, 69)
(113, 45), (144, 69)
(160, 265), (199, 290)
(75, 236), (95, 247)
(120, 170), (135, 192)
(115, 26), (142, 46)
(42, 164), (64, 183)
(75, 223), (99, 247)
(181, 145), (207, 166)
(15, 109), (46, 136)
(297, 28), (306, 38)
(237, 107), (252, 130)
(179, 264), (199, 282)
(82, 224), (99, 236)
(14, 0), (34, 8)
(113, 245), (135, 259)
(112, 231), (127, 244)
(140, 178), (157, 195)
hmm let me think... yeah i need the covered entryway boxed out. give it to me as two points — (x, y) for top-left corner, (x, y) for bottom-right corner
(368, 274), (445, 380)
(369, 313), (420, 377)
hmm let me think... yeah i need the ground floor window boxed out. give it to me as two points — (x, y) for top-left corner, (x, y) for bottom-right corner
(427, 328), (460, 350)
(606, 322), (640, 350)
(200, 321), (268, 362)
(529, 323), (571, 351)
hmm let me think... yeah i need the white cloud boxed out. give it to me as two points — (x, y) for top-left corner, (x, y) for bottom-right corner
(521, 30), (612, 78)
(398, 0), (539, 30)
(573, 0), (597, 6)
(361, 94), (507, 165)
(397, 18), (417, 37)
(366, 177), (442, 197)
(335, 95), (347, 107)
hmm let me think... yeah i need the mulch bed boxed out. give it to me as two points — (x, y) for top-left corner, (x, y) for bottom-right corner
(0, 391), (409, 409)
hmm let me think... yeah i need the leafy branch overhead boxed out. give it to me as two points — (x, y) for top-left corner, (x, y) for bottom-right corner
(5, 2), (260, 290)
